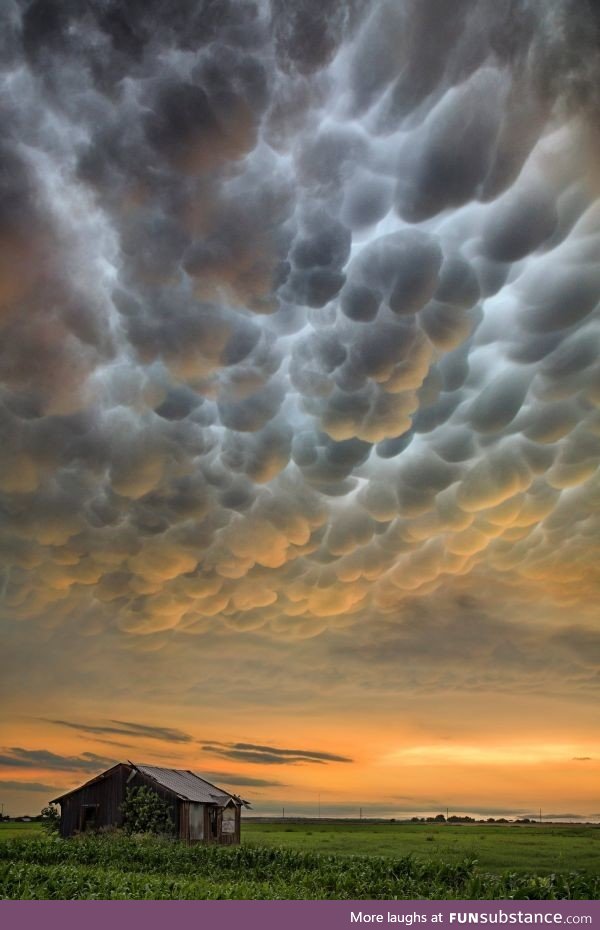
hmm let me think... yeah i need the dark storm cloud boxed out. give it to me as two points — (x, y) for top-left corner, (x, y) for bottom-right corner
(201, 741), (353, 765)
(0, 748), (116, 772)
(43, 718), (193, 744)
(0, 0), (598, 650)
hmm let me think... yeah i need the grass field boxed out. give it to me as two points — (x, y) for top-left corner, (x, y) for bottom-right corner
(243, 821), (600, 875)
(0, 822), (598, 899)
(0, 823), (43, 841)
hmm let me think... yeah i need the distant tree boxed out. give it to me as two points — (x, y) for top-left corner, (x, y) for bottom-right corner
(120, 786), (175, 836)
(40, 803), (60, 834)
(434, 813), (446, 822)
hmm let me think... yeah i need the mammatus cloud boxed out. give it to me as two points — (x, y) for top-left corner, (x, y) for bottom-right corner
(0, 748), (116, 772)
(0, 0), (597, 658)
(43, 718), (193, 743)
(201, 741), (353, 765)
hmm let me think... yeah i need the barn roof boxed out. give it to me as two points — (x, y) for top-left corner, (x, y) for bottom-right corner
(133, 763), (244, 805)
(51, 762), (250, 807)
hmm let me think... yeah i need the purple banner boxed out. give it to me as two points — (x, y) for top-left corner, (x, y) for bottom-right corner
(1, 900), (599, 930)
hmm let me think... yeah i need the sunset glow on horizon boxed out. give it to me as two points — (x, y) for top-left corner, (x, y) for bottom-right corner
(0, 0), (598, 821)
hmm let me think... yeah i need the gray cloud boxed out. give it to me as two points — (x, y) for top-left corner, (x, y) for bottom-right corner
(202, 772), (288, 788)
(201, 741), (353, 765)
(0, 748), (116, 772)
(0, 779), (59, 793)
(43, 718), (193, 744)
(541, 814), (593, 821)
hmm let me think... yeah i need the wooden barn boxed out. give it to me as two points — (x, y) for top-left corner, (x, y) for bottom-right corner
(51, 762), (250, 843)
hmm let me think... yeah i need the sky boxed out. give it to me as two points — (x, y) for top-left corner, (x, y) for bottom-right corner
(0, 0), (599, 820)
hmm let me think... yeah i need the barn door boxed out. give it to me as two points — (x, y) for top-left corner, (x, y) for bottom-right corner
(208, 806), (219, 840)
(189, 803), (204, 841)
(79, 804), (98, 832)
(221, 805), (236, 837)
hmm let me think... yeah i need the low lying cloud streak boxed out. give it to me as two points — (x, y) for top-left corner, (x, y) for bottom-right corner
(202, 741), (353, 765)
(0, 779), (59, 793)
(44, 718), (193, 744)
(0, 748), (116, 773)
(203, 772), (288, 788)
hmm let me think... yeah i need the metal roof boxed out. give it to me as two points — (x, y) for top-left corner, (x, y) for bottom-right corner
(132, 763), (242, 805)
(51, 762), (250, 806)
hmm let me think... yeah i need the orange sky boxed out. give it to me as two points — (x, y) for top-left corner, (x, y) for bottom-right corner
(1, 0), (599, 822)
(2, 604), (599, 818)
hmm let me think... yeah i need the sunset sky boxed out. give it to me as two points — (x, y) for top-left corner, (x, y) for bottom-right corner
(0, 0), (599, 820)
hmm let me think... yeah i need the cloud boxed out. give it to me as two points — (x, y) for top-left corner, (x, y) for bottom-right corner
(541, 813), (591, 821)
(43, 718), (193, 744)
(0, 780), (59, 793)
(0, 2), (596, 645)
(202, 772), (288, 788)
(201, 741), (353, 765)
(0, 749), (116, 773)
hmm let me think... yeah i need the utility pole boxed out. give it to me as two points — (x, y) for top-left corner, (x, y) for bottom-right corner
(446, 807), (449, 821)
(318, 793), (321, 819)
(359, 807), (362, 820)
(539, 808), (542, 825)
(282, 807), (285, 820)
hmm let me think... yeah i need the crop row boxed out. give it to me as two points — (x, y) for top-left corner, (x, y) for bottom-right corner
(0, 837), (598, 900)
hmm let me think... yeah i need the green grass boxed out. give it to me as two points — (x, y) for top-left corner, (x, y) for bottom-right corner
(0, 834), (598, 900)
(242, 821), (600, 876)
(0, 823), (43, 841)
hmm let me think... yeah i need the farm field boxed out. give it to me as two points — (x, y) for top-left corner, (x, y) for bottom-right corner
(0, 823), (42, 842)
(243, 821), (600, 875)
(0, 824), (598, 900)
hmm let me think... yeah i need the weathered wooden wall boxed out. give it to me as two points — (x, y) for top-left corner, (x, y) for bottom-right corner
(57, 763), (129, 837)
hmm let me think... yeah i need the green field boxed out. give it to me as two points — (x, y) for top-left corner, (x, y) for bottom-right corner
(0, 823), (43, 841)
(0, 822), (598, 899)
(243, 821), (600, 875)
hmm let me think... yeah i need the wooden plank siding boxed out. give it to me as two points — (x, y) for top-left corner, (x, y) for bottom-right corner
(57, 763), (129, 838)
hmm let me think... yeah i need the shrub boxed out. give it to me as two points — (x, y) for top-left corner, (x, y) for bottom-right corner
(120, 787), (175, 837)
(40, 804), (60, 835)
